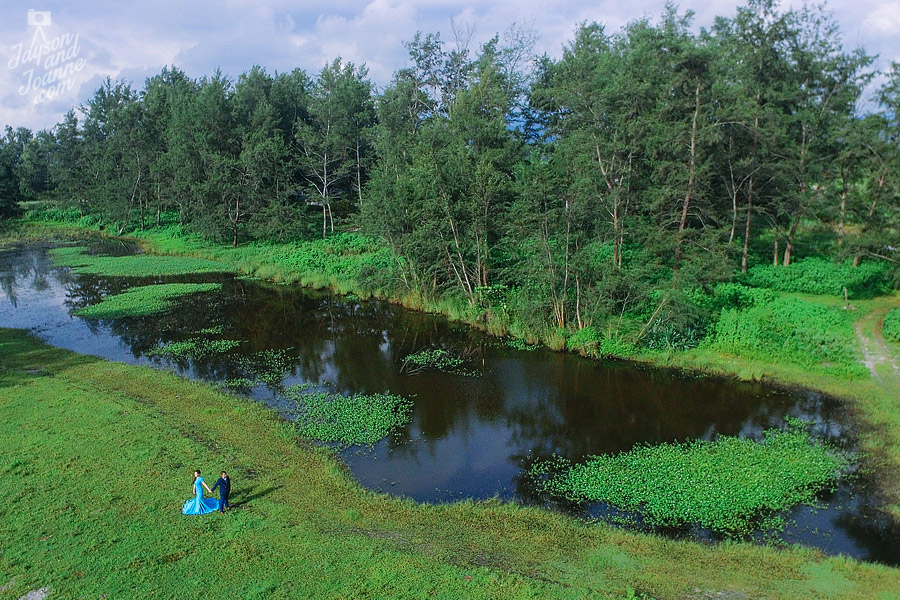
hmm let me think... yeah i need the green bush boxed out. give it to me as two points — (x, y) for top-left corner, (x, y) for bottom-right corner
(531, 423), (851, 535)
(743, 257), (890, 298)
(704, 295), (866, 377)
(567, 326), (601, 351)
(884, 308), (900, 343)
(709, 283), (776, 311)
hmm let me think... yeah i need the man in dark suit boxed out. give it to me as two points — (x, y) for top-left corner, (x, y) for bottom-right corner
(211, 471), (231, 513)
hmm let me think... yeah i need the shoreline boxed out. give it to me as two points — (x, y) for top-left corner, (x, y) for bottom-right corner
(3, 327), (900, 598)
(6, 219), (900, 517)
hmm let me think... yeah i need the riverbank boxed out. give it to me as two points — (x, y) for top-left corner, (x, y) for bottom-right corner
(10, 217), (900, 521)
(3, 328), (900, 599)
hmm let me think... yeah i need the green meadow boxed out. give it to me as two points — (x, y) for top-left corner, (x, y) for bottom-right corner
(3, 329), (900, 599)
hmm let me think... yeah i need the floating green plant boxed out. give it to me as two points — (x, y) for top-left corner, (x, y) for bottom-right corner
(147, 337), (241, 360)
(73, 283), (221, 319)
(285, 385), (413, 447)
(531, 422), (852, 536)
(49, 246), (228, 276)
(401, 348), (479, 376)
(238, 348), (293, 387)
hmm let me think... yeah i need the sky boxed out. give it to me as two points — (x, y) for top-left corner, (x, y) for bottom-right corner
(1, 0), (898, 131)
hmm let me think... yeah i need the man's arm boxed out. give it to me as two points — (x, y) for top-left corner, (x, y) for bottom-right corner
(211, 479), (220, 492)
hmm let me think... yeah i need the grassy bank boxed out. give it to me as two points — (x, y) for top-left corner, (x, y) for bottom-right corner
(7, 217), (900, 519)
(3, 329), (900, 599)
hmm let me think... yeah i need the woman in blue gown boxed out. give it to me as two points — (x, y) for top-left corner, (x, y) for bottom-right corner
(182, 470), (220, 515)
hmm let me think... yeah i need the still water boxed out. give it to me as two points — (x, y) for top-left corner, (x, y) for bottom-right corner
(1, 244), (898, 563)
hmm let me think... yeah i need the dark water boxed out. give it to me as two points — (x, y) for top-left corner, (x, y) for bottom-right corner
(2, 243), (899, 564)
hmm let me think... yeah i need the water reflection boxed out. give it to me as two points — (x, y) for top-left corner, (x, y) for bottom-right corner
(0, 244), (898, 565)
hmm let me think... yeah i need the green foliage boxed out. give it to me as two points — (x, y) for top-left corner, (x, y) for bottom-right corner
(73, 283), (221, 319)
(284, 385), (413, 446)
(238, 349), (293, 388)
(506, 338), (540, 351)
(744, 258), (890, 298)
(704, 295), (867, 377)
(884, 308), (900, 343)
(531, 423), (851, 535)
(147, 337), (242, 360)
(49, 246), (228, 277)
(709, 283), (776, 311)
(401, 348), (465, 374)
(566, 326), (601, 351)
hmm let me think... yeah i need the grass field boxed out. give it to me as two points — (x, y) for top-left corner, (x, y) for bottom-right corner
(3, 329), (900, 599)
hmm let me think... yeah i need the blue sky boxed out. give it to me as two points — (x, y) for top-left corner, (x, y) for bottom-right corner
(1, 0), (898, 130)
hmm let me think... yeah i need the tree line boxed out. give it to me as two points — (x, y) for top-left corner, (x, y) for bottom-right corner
(1, 0), (898, 344)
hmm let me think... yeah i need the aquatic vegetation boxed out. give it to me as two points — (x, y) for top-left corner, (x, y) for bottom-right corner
(402, 348), (475, 375)
(220, 378), (255, 391)
(49, 245), (228, 276)
(506, 338), (539, 351)
(403, 348), (463, 372)
(196, 325), (225, 335)
(531, 424), (852, 536)
(147, 337), (241, 360)
(238, 348), (293, 387)
(285, 385), (413, 446)
(73, 283), (221, 319)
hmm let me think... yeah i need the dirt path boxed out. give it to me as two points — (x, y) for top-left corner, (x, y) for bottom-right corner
(855, 307), (900, 382)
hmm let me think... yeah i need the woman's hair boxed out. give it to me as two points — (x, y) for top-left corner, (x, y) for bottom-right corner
(194, 469), (201, 478)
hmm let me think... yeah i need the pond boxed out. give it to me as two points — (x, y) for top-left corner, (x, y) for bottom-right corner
(1, 243), (898, 564)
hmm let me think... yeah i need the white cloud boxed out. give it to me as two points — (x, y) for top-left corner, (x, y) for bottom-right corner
(0, 0), (897, 130)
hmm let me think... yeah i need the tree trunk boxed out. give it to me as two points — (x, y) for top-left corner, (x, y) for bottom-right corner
(673, 82), (702, 273)
(783, 213), (801, 266)
(741, 191), (753, 274)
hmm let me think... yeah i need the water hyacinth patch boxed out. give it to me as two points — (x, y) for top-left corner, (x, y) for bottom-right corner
(285, 385), (413, 447)
(239, 348), (293, 387)
(531, 425), (852, 536)
(402, 348), (473, 375)
(147, 337), (242, 360)
(49, 246), (228, 277)
(73, 283), (221, 319)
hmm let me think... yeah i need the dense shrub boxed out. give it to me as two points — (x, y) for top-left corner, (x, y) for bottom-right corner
(885, 308), (900, 343)
(704, 296), (866, 377)
(743, 257), (890, 298)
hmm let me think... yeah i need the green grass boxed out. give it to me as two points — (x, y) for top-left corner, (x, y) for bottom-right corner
(49, 245), (229, 277)
(285, 386), (413, 447)
(532, 423), (850, 536)
(123, 225), (394, 294)
(4, 329), (900, 599)
(73, 283), (221, 319)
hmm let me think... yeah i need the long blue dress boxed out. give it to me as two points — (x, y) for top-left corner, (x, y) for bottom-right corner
(182, 477), (219, 515)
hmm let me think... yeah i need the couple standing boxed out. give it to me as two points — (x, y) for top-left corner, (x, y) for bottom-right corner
(182, 469), (230, 515)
